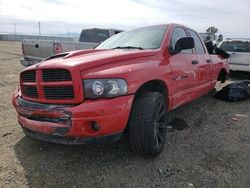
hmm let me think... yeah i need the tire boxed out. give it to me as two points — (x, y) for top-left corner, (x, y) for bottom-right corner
(128, 92), (167, 156)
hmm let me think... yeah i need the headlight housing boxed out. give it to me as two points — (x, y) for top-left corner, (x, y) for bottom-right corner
(83, 79), (128, 99)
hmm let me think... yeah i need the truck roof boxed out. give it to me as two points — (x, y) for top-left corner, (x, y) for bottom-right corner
(81, 28), (123, 32)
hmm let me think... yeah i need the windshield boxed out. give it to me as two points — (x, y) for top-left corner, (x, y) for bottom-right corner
(96, 25), (167, 50)
(220, 41), (250, 52)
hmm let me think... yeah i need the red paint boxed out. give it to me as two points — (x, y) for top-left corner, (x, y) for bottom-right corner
(12, 24), (229, 141)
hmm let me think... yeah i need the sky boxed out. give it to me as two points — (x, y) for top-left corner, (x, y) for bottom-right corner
(0, 0), (249, 38)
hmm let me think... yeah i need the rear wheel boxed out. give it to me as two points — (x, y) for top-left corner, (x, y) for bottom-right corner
(128, 92), (167, 156)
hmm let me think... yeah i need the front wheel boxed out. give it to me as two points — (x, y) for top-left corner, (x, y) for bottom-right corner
(128, 92), (167, 156)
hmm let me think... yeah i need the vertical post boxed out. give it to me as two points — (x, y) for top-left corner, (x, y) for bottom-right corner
(14, 23), (16, 35)
(14, 23), (17, 41)
(38, 21), (41, 35)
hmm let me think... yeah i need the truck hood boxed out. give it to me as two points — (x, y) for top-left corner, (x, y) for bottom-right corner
(32, 49), (157, 70)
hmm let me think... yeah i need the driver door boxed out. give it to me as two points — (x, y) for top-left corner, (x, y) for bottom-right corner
(168, 27), (199, 108)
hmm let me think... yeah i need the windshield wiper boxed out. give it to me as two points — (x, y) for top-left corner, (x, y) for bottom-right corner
(112, 46), (144, 50)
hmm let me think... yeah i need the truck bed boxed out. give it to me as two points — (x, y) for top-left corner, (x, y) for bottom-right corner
(22, 39), (98, 61)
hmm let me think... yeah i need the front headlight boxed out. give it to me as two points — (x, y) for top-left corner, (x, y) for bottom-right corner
(83, 79), (128, 99)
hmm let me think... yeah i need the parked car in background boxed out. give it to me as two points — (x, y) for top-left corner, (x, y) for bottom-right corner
(20, 28), (123, 66)
(218, 38), (250, 72)
(13, 23), (229, 156)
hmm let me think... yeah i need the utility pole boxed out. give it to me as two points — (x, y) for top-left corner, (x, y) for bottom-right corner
(38, 21), (41, 35)
(13, 23), (17, 41)
(13, 23), (16, 35)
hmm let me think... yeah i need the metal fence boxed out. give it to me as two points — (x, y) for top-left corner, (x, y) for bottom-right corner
(0, 34), (75, 42)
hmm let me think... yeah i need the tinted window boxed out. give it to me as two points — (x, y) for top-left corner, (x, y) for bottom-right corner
(220, 41), (250, 52)
(170, 27), (192, 53)
(79, 29), (110, 43)
(188, 29), (205, 54)
(96, 25), (167, 50)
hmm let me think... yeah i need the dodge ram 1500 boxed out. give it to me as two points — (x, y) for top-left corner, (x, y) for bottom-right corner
(13, 23), (229, 156)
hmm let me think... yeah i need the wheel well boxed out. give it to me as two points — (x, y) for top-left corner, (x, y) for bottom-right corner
(217, 69), (228, 83)
(122, 80), (168, 137)
(135, 80), (168, 99)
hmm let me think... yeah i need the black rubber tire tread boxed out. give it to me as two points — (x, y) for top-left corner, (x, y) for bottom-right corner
(129, 92), (167, 156)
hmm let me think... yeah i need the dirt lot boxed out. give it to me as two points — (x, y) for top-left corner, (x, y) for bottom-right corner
(0, 41), (250, 188)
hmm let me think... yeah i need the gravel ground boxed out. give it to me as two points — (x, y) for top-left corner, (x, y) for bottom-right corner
(0, 41), (250, 188)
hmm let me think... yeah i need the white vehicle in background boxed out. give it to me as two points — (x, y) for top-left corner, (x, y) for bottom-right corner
(218, 38), (250, 72)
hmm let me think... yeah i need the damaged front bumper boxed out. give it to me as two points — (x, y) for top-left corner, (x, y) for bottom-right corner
(12, 90), (134, 144)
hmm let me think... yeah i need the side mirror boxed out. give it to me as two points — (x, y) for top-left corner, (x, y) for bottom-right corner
(174, 37), (194, 53)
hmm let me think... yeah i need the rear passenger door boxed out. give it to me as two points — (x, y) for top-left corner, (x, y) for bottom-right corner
(168, 27), (199, 108)
(187, 29), (213, 91)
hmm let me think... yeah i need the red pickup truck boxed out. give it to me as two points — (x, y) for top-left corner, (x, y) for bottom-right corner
(13, 24), (229, 156)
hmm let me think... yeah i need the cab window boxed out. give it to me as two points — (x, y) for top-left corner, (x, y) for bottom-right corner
(170, 27), (192, 53)
(188, 29), (205, 54)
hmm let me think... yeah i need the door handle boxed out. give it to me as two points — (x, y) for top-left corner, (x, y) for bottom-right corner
(35, 43), (39, 48)
(192, 60), (199, 65)
(206, 59), (212, 63)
